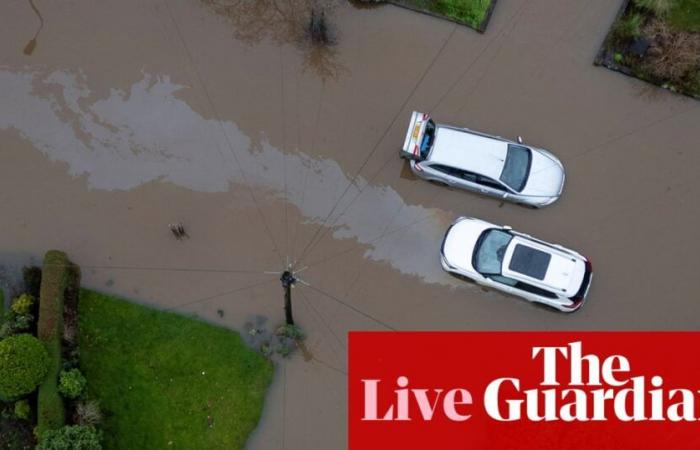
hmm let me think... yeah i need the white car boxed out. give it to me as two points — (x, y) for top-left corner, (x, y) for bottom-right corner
(401, 112), (565, 208)
(440, 217), (592, 312)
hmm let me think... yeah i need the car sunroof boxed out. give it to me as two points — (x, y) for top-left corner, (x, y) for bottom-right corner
(508, 244), (551, 280)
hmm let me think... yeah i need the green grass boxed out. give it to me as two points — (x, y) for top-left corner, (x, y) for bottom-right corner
(78, 289), (274, 450)
(400, 0), (493, 29)
(36, 250), (70, 437)
(668, 0), (700, 32)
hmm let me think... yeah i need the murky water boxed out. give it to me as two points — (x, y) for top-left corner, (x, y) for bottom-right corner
(1, 0), (699, 449)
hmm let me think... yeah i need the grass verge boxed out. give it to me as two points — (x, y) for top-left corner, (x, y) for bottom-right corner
(382, 0), (495, 31)
(78, 289), (274, 450)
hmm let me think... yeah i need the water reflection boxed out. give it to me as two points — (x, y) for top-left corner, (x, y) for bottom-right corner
(0, 68), (454, 285)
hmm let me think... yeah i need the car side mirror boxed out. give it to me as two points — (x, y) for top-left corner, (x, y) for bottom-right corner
(502, 192), (509, 199)
(517, 136), (523, 144)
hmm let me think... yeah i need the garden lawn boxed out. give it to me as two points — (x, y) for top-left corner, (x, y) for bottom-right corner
(78, 289), (273, 450)
(400, 0), (492, 29)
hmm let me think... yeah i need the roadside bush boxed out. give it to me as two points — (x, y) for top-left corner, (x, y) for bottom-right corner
(641, 18), (700, 81)
(37, 425), (102, 450)
(634, 0), (674, 17)
(14, 399), (31, 420)
(0, 313), (33, 338)
(74, 400), (102, 426)
(0, 320), (13, 339)
(11, 294), (35, 316)
(614, 12), (644, 40)
(0, 295), (36, 338)
(0, 334), (49, 401)
(275, 324), (305, 340)
(36, 250), (74, 436)
(58, 369), (87, 399)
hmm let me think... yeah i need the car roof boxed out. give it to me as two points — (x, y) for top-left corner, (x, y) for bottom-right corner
(501, 236), (581, 295)
(428, 126), (507, 180)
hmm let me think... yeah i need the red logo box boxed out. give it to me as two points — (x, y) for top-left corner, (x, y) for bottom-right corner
(349, 332), (700, 450)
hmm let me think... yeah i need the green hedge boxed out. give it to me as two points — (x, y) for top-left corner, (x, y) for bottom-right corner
(36, 251), (75, 437)
(37, 425), (102, 450)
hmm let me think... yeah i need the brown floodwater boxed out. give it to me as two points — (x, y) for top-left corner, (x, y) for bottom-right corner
(1, 0), (699, 448)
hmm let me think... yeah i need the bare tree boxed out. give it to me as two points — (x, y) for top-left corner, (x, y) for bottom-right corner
(200, 0), (347, 81)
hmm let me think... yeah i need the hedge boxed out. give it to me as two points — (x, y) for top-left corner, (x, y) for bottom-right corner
(37, 425), (102, 450)
(36, 251), (77, 437)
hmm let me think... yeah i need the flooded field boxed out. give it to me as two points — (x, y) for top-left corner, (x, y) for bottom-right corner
(1, 0), (699, 448)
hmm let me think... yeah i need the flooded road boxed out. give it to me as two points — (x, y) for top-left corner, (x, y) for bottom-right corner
(1, 0), (699, 448)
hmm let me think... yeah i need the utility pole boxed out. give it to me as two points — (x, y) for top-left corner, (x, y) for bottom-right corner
(280, 269), (297, 325)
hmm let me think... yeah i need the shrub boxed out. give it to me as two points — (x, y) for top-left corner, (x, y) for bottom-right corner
(0, 312), (34, 337)
(74, 400), (102, 426)
(641, 18), (700, 81)
(13, 312), (34, 330)
(14, 399), (31, 420)
(37, 425), (102, 450)
(0, 298), (35, 338)
(0, 334), (49, 400)
(58, 369), (87, 399)
(11, 294), (35, 316)
(634, 0), (674, 17)
(275, 324), (305, 340)
(276, 344), (292, 357)
(0, 320), (13, 339)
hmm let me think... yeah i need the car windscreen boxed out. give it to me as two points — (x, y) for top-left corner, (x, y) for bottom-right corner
(473, 229), (513, 275)
(499, 144), (531, 192)
(420, 120), (436, 160)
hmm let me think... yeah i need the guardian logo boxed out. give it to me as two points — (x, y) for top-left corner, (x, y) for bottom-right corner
(350, 332), (700, 450)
